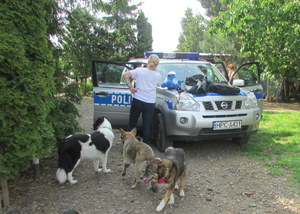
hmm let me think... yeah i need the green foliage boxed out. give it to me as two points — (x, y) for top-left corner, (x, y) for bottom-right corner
(202, 32), (242, 60)
(177, 8), (243, 65)
(197, 0), (232, 17)
(213, 0), (300, 98)
(49, 48), (82, 143)
(135, 11), (153, 57)
(96, 0), (138, 57)
(244, 110), (300, 183)
(61, 1), (153, 94)
(63, 8), (112, 81)
(47, 97), (82, 142)
(63, 82), (82, 103)
(0, 0), (55, 179)
(79, 81), (93, 96)
(62, 7), (112, 96)
(95, 0), (151, 59)
(0, 0), (153, 181)
(177, 9), (206, 52)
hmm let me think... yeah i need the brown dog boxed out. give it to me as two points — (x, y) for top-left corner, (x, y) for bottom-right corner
(120, 128), (155, 188)
(143, 147), (186, 212)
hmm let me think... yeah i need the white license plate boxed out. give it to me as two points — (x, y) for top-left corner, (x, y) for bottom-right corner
(213, 120), (242, 130)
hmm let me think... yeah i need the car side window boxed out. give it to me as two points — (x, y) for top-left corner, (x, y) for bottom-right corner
(120, 67), (132, 84)
(214, 63), (227, 77)
(96, 63), (127, 85)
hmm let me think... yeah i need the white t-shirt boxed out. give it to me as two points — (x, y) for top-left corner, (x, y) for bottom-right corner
(130, 67), (161, 103)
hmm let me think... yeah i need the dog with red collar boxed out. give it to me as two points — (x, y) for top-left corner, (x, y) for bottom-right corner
(143, 147), (186, 212)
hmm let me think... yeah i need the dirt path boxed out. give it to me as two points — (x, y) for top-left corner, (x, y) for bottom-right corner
(5, 99), (300, 214)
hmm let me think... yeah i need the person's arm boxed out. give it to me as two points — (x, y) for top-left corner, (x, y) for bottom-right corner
(123, 71), (137, 93)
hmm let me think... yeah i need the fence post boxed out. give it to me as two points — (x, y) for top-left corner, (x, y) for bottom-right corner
(32, 157), (40, 179)
(0, 176), (10, 209)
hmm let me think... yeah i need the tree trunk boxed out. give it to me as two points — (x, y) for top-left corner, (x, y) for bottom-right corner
(0, 176), (10, 209)
(84, 78), (87, 96)
(284, 79), (291, 100)
(277, 79), (284, 101)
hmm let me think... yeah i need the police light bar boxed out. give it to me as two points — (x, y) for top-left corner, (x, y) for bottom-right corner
(144, 52), (232, 60)
(198, 53), (232, 57)
(144, 52), (199, 60)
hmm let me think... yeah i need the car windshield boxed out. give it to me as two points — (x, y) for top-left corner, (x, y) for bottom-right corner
(157, 62), (227, 83)
(95, 61), (227, 86)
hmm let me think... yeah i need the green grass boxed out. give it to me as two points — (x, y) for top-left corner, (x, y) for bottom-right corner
(242, 110), (300, 184)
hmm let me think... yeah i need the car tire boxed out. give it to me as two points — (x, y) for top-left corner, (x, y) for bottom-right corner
(155, 113), (173, 152)
(232, 135), (250, 145)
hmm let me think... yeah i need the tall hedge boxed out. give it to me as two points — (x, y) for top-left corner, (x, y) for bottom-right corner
(0, 0), (55, 179)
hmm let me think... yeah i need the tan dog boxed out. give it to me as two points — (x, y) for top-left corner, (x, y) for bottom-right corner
(143, 147), (186, 212)
(120, 128), (155, 188)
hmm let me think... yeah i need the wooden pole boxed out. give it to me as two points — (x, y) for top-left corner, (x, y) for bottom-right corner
(0, 176), (10, 209)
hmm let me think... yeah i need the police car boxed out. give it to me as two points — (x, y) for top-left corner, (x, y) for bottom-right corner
(92, 52), (263, 152)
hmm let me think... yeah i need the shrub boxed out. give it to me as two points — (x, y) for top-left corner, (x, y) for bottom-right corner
(0, 0), (55, 179)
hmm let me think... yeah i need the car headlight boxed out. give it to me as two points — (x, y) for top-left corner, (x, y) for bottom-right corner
(245, 92), (258, 108)
(175, 93), (200, 111)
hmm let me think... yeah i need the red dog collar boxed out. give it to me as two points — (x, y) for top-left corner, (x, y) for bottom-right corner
(157, 176), (166, 184)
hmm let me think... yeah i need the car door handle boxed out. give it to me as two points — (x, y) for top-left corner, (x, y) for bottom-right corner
(95, 92), (109, 96)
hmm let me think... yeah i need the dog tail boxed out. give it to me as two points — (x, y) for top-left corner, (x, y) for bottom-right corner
(56, 168), (67, 184)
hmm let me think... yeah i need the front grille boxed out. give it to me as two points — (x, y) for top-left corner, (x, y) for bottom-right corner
(215, 101), (232, 110)
(202, 100), (243, 111)
(203, 102), (214, 110)
(236, 101), (242, 109)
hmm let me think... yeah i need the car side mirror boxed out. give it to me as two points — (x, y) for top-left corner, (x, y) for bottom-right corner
(232, 79), (245, 87)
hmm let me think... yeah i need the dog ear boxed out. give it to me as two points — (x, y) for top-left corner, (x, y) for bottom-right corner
(131, 127), (137, 136)
(119, 128), (126, 135)
(93, 117), (105, 130)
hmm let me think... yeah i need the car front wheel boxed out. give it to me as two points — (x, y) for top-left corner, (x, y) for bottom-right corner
(155, 113), (173, 152)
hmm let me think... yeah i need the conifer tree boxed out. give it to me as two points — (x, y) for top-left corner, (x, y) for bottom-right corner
(136, 11), (153, 57)
(0, 0), (55, 179)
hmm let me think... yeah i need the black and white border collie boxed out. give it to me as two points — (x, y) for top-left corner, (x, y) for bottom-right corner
(56, 117), (114, 184)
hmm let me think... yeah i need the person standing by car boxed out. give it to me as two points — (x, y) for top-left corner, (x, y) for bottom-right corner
(227, 64), (239, 81)
(123, 54), (161, 144)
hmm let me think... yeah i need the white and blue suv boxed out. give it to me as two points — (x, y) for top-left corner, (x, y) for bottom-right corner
(92, 52), (263, 152)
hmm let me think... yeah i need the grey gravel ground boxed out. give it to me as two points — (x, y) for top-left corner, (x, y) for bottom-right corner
(5, 98), (300, 214)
